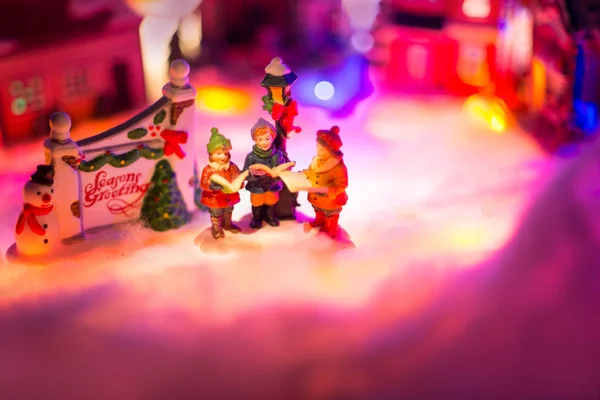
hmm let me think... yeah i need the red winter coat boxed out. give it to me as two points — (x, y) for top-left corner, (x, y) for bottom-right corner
(200, 162), (243, 208)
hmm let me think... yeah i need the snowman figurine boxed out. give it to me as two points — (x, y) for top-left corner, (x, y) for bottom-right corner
(14, 165), (61, 258)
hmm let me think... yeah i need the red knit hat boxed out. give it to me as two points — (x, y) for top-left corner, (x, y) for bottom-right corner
(316, 126), (343, 157)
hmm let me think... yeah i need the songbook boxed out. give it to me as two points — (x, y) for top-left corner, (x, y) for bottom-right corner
(278, 170), (328, 193)
(209, 170), (249, 194)
(249, 161), (296, 177)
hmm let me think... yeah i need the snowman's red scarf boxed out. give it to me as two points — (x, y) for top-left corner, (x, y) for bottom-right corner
(15, 203), (54, 236)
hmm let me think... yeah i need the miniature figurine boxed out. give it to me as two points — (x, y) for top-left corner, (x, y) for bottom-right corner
(261, 57), (302, 220)
(199, 128), (248, 239)
(244, 118), (295, 229)
(302, 126), (348, 239)
(14, 165), (61, 257)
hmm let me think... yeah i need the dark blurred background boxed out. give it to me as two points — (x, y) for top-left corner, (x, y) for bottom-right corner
(0, 0), (598, 153)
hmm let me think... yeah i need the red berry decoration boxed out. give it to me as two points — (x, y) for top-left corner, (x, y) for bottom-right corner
(105, 151), (111, 155)
(151, 133), (156, 137)
(162, 178), (168, 184)
(154, 197), (159, 202)
(137, 144), (144, 150)
(149, 125), (154, 130)
(155, 126), (161, 131)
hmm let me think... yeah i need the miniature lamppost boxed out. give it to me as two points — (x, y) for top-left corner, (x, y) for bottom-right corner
(261, 57), (302, 160)
(261, 57), (302, 220)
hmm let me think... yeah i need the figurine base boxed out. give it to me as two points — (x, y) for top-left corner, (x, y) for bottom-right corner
(5, 243), (67, 265)
(296, 212), (356, 250)
(194, 228), (264, 254)
(194, 212), (355, 255)
(4, 219), (189, 265)
(307, 226), (356, 250)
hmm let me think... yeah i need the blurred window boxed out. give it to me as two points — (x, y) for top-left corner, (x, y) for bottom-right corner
(65, 70), (89, 101)
(9, 77), (46, 116)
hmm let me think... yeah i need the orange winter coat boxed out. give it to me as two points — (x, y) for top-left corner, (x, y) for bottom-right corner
(200, 161), (243, 208)
(304, 156), (348, 210)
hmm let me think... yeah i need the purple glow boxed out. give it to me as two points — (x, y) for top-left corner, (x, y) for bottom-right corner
(293, 55), (374, 117)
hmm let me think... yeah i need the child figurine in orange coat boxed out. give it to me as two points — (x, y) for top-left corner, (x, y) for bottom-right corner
(302, 126), (348, 239)
(199, 128), (246, 239)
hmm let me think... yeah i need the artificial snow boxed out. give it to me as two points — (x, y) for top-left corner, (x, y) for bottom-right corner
(1, 83), (598, 398)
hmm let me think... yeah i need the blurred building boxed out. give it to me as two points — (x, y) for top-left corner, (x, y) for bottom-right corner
(370, 0), (502, 94)
(0, 0), (145, 145)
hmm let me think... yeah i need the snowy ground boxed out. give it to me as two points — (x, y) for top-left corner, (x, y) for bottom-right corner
(2, 81), (599, 398)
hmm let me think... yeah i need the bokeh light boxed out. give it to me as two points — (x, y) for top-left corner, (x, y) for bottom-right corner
(464, 94), (509, 133)
(351, 31), (375, 53)
(314, 81), (335, 101)
(196, 86), (251, 115)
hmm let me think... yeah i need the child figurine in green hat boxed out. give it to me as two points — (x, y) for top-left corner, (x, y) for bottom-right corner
(199, 127), (248, 239)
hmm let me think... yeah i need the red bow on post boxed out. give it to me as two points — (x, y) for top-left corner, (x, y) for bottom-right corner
(160, 129), (188, 159)
(271, 100), (302, 135)
(15, 203), (54, 236)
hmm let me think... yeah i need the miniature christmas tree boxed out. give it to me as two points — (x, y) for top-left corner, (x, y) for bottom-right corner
(141, 159), (191, 232)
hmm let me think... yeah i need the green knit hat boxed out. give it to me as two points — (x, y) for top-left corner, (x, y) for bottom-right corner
(206, 127), (232, 154)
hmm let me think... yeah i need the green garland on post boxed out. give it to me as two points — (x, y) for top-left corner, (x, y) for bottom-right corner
(262, 95), (274, 113)
(78, 145), (164, 172)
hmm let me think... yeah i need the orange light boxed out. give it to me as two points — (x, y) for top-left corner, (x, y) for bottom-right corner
(196, 86), (251, 115)
(490, 115), (505, 132)
(464, 94), (508, 133)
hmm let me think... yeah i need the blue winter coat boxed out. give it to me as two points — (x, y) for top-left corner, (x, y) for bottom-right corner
(243, 148), (286, 194)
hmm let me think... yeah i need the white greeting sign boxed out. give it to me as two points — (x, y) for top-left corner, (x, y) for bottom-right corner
(33, 59), (198, 244)
(80, 160), (155, 230)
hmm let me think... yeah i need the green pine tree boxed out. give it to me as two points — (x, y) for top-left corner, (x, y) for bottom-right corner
(141, 159), (191, 232)
(193, 162), (208, 211)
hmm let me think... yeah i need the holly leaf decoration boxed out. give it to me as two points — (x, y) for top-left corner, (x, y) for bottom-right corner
(262, 95), (274, 113)
(127, 128), (148, 140)
(61, 155), (79, 169)
(154, 110), (167, 125)
(71, 201), (81, 218)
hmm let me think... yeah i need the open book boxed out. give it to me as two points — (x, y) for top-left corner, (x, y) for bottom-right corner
(209, 170), (250, 194)
(249, 161), (296, 177)
(278, 171), (329, 194)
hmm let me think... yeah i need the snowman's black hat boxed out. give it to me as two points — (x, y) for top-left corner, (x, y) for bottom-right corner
(30, 165), (55, 186)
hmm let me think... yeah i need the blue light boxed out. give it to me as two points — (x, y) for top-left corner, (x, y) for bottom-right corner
(293, 55), (374, 117)
(314, 81), (335, 100)
(574, 100), (598, 134)
(572, 45), (597, 134)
